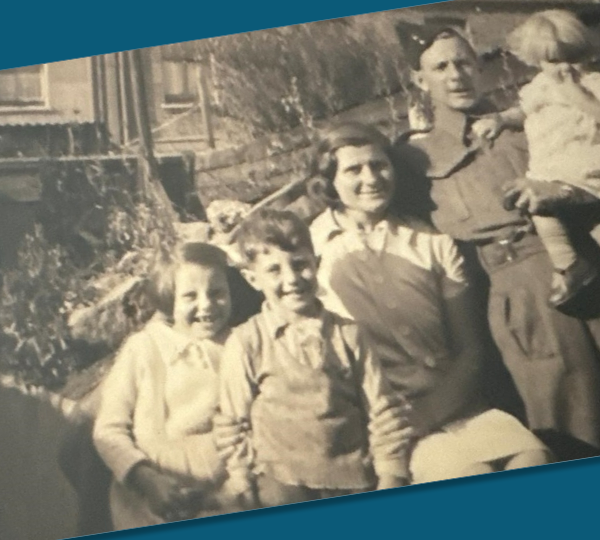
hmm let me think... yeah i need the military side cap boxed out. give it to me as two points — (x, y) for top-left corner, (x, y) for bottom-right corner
(395, 19), (467, 69)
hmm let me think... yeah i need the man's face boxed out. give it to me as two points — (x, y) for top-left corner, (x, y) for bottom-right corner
(415, 35), (481, 112)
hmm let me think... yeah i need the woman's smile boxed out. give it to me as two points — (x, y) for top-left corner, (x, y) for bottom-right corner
(333, 144), (395, 218)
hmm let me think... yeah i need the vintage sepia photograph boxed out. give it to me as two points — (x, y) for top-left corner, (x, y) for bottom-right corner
(3, 0), (600, 538)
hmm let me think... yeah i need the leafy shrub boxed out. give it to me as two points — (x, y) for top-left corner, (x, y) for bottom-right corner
(0, 160), (176, 390)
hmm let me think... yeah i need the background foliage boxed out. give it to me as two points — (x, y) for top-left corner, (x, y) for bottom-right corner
(201, 16), (407, 136)
(0, 162), (176, 389)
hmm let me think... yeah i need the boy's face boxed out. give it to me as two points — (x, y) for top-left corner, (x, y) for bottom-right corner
(243, 244), (319, 319)
(173, 263), (232, 339)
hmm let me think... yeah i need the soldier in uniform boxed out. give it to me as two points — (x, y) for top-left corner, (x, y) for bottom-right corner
(392, 20), (600, 459)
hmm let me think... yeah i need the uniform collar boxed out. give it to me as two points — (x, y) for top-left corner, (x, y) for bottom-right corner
(412, 99), (497, 180)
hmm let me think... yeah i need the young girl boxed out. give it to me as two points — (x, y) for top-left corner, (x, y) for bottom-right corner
(93, 242), (234, 530)
(475, 9), (600, 307)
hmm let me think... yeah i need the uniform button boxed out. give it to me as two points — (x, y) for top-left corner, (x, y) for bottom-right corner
(357, 252), (368, 262)
(373, 274), (384, 285)
(385, 299), (397, 310)
(423, 356), (437, 369)
(399, 326), (412, 337)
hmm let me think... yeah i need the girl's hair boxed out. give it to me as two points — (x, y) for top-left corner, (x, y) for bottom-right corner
(235, 208), (314, 265)
(309, 122), (395, 209)
(147, 242), (229, 317)
(507, 10), (597, 66)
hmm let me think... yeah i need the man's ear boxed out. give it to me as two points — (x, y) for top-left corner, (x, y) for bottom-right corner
(412, 70), (428, 94)
(241, 267), (261, 291)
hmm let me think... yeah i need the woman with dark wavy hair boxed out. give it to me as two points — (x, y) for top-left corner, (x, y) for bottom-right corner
(309, 121), (550, 483)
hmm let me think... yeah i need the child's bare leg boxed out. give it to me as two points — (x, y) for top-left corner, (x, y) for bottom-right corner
(532, 214), (577, 271)
(504, 449), (553, 471)
(532, 214), (597, 306)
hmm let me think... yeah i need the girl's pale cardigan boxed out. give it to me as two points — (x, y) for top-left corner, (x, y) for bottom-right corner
(93, 318), (228, 527)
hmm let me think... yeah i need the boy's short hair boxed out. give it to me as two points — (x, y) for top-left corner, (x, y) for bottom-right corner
(235, 208), (314, 265)
(147, 242), (229, 317)
(309, 122), (394, 209)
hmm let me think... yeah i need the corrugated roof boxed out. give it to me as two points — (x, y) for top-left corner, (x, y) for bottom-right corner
(0, 114), (96, 127)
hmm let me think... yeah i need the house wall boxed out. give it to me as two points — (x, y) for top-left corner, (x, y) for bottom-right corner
(47, 58), (95, 122)
(0, 58), (95, 126)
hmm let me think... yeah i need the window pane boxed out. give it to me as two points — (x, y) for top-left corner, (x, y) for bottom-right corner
(0, 66), (44, 106)
(162, 60), (197, 104)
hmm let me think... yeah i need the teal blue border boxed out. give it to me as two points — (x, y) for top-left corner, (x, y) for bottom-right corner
(7, 1), (600, 538)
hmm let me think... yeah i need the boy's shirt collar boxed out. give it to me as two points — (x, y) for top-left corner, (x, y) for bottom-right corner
(262, 300), (329, 340)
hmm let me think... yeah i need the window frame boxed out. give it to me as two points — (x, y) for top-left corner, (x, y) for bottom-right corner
(161, 58), (200, 111)
(0, 64), (50, 113)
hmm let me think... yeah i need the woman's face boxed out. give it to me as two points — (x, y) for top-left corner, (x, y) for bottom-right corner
(332, 144), (395, 218)
(415, 35), (481, 112)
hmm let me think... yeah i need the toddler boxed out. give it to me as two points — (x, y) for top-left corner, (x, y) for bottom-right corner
(474, 9), (600, 307)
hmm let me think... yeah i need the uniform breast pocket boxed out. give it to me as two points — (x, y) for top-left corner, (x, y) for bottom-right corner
(431, 177), (472, 225)
(489, 287), (561, 362)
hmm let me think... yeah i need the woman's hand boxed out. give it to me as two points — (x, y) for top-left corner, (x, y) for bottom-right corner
(213, 414), (249, 460)
(370, 399), (419, 454)
(503, 178), (598, 215)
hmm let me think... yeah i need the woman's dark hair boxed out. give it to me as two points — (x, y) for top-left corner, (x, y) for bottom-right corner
(308, 122), (395, 208)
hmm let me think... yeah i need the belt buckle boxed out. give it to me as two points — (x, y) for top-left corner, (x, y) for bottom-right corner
(497, 237), (517, 263)
(496, 226), (529, 264)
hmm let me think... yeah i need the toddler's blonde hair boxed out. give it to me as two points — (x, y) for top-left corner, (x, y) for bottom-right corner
(508, 10), (597, 67)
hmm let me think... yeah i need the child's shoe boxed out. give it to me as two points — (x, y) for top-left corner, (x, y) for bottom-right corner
(548, 257), (599, 309)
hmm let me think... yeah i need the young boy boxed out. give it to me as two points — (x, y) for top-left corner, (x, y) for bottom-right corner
(218, 209), (411, 509)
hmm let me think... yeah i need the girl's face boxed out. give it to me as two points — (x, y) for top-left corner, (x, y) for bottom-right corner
(415, 36), (481, 112)
(332, 144), (395, 219)
(172, 263), (232, 340)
